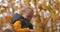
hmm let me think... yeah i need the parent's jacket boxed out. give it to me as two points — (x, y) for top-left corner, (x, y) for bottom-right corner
(11, 13), (33, 32)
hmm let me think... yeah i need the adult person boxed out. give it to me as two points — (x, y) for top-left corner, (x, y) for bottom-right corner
(11, 7), (34, 32)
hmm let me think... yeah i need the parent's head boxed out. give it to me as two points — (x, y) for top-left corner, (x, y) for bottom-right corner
(20, 7), (34, 21)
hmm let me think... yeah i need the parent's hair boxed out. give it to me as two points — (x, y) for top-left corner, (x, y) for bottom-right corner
(20, 7), (34, 15)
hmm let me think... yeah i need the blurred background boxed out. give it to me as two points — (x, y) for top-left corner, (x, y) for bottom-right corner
(0, 0), (60, 32)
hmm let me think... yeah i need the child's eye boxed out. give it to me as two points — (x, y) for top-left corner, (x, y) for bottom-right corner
(27, 16), (29, 17)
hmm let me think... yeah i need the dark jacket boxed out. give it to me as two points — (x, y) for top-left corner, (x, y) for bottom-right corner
(11, 13), (33, 29)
